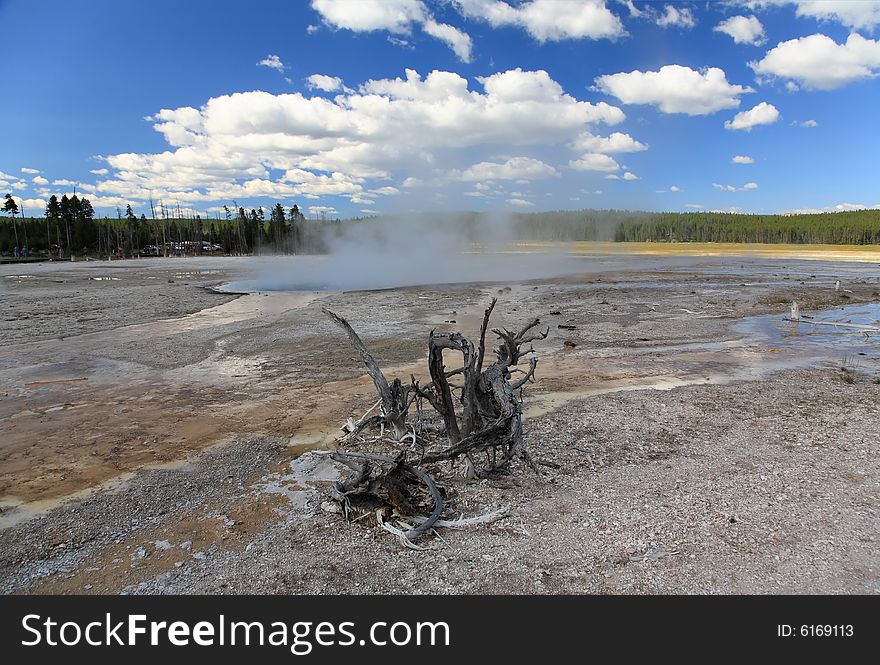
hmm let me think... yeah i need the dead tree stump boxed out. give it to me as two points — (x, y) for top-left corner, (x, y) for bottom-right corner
(322, 299), (547, 545)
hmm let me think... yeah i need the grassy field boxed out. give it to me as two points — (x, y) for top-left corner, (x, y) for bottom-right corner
(557, 241), (880, 262)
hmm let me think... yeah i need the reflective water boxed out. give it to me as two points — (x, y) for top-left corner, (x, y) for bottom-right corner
(524, 301), (879, 418)
(733, 302), (880, 358)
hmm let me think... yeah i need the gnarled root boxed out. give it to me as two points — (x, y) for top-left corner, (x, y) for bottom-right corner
(330, 451), (443, 545)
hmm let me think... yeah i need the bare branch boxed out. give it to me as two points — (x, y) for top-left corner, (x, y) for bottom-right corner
(477, 297), (497, 372)
(410, 505), (511, 528)
(324, 307), (410, 439)
(324, 307), (392, 401)
(509, 357), (538, 390)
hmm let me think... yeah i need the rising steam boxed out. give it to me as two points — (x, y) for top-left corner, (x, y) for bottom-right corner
(223, 214), (587, 292)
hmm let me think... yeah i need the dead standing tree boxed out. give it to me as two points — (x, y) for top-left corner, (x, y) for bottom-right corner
(323, 308), (415, 441)
(322, 299), (547, 547)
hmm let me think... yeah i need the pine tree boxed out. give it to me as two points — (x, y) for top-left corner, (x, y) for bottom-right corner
(45, 195), (60, 221)
(3, 193), (19, 247)
(46, 195), (61, 255)
(272, 203), (285, 223)
(271, 203), (287, 253)
(80, 198), (94, 220)
(3, 193), (19, 216)
(60, 194), (72, 252)
(289, 203), (303, 253)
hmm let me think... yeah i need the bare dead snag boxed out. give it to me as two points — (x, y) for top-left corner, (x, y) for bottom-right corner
(323, 307), (412, 440)
(326, 302), (545, 473)
(425, 331), (469, 443)
(323, 301), (545, 546)
(476, 297), (497, 372)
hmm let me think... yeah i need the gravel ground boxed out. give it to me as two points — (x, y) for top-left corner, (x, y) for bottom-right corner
(0, 257), (242, 342)
(0, 253), (878, 594)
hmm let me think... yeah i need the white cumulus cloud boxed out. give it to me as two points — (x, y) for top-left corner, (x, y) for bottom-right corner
(595, 64), (753, 115)
(569, 153), (620, 172)
(453, 0), (625, 41)
(656, 5), (696, 28)
(732, 155), (755, 164)
(724, 101), (780, 130)
(257, 54), (285, 72)
(740, 1), (880, 31)
(20, 167), (40, 175)
(422, 18), (473, 62)
(713, 181), (759, 191)
(90, 67), (628, 209)
(312, 0), (424, 32)
(605, 171), (638, 180)
(714, 15), (766, 45)
(455, 157), (559, 181)
(307, 74), (344, 92)
(308, 205), (338, 216)
(11, 196), (48, 211)
(750, 33), (880, 90)
(312, 0), (473, 61)
(617, 0), (645, 18)
(783, 202), (880, 214)
(571, 131), (647, 153)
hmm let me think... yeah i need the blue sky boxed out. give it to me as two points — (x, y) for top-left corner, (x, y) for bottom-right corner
(1, 0), (879, 219)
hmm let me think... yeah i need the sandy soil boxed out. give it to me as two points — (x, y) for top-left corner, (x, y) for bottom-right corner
(0, 252), (878, 594)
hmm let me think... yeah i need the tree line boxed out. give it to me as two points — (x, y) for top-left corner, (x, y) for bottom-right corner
(4, 198), (880, 257)
(1, 194), (332, 257)
(508, 209), (880, 245)
(608, 210), (880, 244)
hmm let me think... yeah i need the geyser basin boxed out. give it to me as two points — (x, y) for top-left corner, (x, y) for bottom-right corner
(219, 251), (596, 293)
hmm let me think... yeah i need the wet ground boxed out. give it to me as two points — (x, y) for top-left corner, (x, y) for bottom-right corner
(0, 249), (878, 594)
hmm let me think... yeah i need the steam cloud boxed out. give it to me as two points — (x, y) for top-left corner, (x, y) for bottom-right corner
(224, 214), (587, 292)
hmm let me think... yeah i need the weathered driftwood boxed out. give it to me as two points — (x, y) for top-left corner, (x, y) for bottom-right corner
(410, 505), (511, 528)
(414, 299), (547, 473)
(322, 299), (544, 547)
(324, 307), (415, 440)
(329, 450), (443, 541)
(326, 298), (546, 475)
